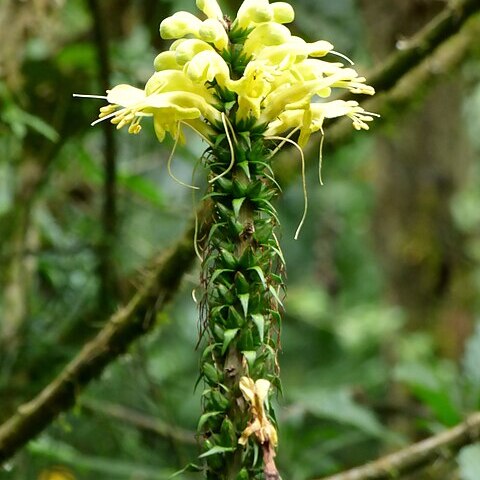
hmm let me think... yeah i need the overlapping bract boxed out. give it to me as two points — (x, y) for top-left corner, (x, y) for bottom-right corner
(94, 0), (375, 146)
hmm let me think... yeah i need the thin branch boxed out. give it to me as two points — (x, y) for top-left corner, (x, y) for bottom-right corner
(0, 215), (202, 464)
(1, 0), (479, 465)
(360, 0), (480, 95)
(317, 412), (480, 480)
(80, 398), (197, 445)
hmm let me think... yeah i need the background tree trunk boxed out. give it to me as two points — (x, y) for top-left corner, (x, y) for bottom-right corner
(360, 0), (475, 358)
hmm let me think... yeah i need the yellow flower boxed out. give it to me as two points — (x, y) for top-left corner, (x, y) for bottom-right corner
(86, 81), (220, 142)
(171, 38), (214, 65)
(78, 0), (376, 147)
(38, 468), (75, 480)
(196, 0), (223, 20)
(160, 11), (203, 39)
(153, 51), (182, 71)
(270, 2), (295, 24)
(242, 22), (292, 58)
(238, 376), (278, 447)
(265, 100), (378, 146)
(235, 0), (294, 29)
(235, 0), (273, 29)
(184, 50), (230, 87)
(199, 18), (229, 51)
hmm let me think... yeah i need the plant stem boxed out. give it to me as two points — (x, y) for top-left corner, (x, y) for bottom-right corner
(199, 133), (283, 479)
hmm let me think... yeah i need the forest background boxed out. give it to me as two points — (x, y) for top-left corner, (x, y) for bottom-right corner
(1, 0), (480, 479)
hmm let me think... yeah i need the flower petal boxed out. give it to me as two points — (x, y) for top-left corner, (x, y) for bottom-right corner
(196, 0), (223, 20)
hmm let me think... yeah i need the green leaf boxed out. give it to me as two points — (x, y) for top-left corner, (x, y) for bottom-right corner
(3, 106), (59, 142)
(238, 131), (252, 148)
(458, 444), (480, 480)
(222, 328), (239, 355)
(203, 362), (221, 384)
(270, 245), (286, 266)
(268, 285), (284, 308)
(252, 442), (259, 468)
(251, 314), (265, 341)
(170, 462), (203, 478)
(248, 266), (267, 289)
(395, 362), (461, 425)
(291, 387), (386, 437)
(214, 134), (226, 146)
(238, 293), (249, 317)
(210, 268), (234, 285)
(197, 411), (223, 432)
(220, 248), (237, 269)
(237, 160), (251, 180)
(224, 100), (236, 110)
(202, 343), (220, 361)
(202, 191), (229, 200)
(198, 445), (236, 458)
(228, 305), (245, 327)
(242, 350), (256, 371)
(232, 197), (246, 218)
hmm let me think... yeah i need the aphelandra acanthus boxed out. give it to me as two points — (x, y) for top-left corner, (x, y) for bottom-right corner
(79, 0), (376, 478)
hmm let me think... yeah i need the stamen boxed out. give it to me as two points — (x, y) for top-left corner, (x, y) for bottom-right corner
(91, 107), (127, 126)
(192, 288), (199, 304)
(264, 172), (283, 193)
(128, 120), (142, 134)
(266, 135), (308, 240)
(318, 127), (325, 186)
(167, 127), (200, 190)
(208, 112), (235, 184)
(100, 105), (118, 113)
(191, 158), (204, 262)
(73, 94), (108, 99)
(181, 120), (215, 148)
(268, 126), (300, 159)
(330, 50), (355, 65)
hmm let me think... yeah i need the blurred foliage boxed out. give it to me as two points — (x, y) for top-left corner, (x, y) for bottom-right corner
(1, 1), (480, 479)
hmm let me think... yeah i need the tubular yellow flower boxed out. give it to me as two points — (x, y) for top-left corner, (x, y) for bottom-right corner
(242, 22), (291, 58)
(79, 0), (376, 166)
(265, 100), (378, 143)
(184, 50), (230, 87)
(270, 2), (295, 24)
(172, 38), (214, 65)
(159, 11), (203, 39)
(226, 61), (276, 118)
(235, 0), (272, 28)
(196, 0), (223, 20)
(153, 51), (182, 71)
(145, 70), (207, 97)
(198, 18), (229, 51)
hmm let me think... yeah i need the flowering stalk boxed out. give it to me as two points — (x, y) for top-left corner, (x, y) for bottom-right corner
(199, 126), (283, 479)
(79, 0), (376, 477)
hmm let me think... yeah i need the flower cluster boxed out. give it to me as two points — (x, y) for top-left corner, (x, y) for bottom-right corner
(88, 0), (375, 147)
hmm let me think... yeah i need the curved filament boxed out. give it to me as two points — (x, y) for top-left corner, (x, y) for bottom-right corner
(167, 127), (200, 190)
(265, 135), (308, 240)
(208, 113), (236, 184)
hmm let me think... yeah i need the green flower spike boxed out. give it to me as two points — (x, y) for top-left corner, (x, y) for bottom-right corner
(76, 0), (376, 478)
